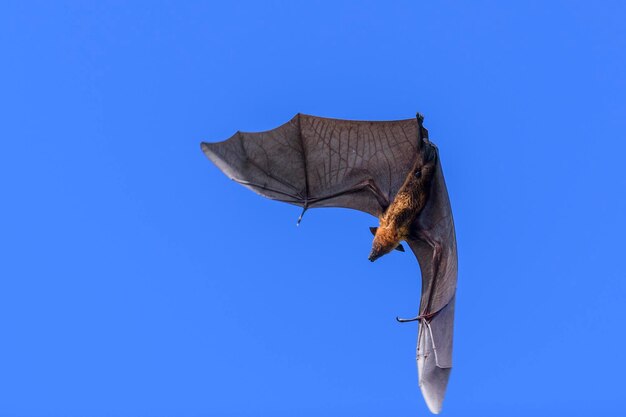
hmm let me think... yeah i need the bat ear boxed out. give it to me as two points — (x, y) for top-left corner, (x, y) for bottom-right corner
(369, 227), (378, 236)
(395, 243), (405, 252)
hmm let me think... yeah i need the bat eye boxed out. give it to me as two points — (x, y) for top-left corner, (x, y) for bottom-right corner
(414, 169), (421, 178)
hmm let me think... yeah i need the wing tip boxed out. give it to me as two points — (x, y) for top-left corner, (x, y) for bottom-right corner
(419, 365), (451, 415)
(423, 394), (443, 414)
(200, 141), (216, 160)
(199, 140), (239, 182)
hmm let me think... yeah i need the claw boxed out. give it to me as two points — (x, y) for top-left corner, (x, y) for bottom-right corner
(396, 315), (421, 323)
(296, 205), (308, 226)
(395, 311), (438, 323)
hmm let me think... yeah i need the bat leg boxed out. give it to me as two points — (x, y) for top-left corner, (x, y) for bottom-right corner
(411, 230), (442, 265)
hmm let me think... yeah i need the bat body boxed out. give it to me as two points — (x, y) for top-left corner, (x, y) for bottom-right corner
(369, 138), (437, 262)
(201, 113), (457, 414)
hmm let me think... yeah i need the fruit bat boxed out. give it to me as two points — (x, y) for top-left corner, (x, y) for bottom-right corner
(201, 113), (457, 414)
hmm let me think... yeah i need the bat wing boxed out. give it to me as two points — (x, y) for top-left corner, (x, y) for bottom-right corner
(406, 151), (458, 414)
(201, 113), (423, 217)
(202, 113), (457, 412)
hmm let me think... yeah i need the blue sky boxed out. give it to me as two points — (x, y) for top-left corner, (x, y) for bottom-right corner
(1, 1), (625, 416)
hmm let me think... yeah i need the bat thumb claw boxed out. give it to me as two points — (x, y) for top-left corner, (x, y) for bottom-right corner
(296, 206), (308, 226)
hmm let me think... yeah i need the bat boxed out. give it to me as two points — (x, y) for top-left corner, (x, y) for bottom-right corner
(201, 113), (457, 414)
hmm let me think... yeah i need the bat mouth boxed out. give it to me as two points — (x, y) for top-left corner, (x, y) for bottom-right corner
(368, 252), (380, 262)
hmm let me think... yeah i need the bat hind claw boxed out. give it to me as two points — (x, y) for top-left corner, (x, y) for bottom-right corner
(395, 311), (438, 323)
(396, 315), (421, 323)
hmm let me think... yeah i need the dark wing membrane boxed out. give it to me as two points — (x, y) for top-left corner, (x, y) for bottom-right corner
(406, 152), (457, 414)
(201, 117), (306, 203)
(410, 155), (457, 318)
(201, 114), (420, 217)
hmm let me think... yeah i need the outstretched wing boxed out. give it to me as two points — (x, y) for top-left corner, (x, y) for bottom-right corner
(201, 113), (422, 217)
(406, 150), (458, 414)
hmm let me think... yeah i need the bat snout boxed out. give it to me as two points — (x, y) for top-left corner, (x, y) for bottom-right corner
(369, 235), (396, 262)
(368, 243), (381, 262)
(368, 245), (384, 262)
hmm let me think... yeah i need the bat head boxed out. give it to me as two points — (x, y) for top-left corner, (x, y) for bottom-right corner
(368, 227), (400, 262)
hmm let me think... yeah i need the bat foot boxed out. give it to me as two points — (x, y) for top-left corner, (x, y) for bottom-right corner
(396, 315), (420, 323)
(395, 311), (438, 323)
